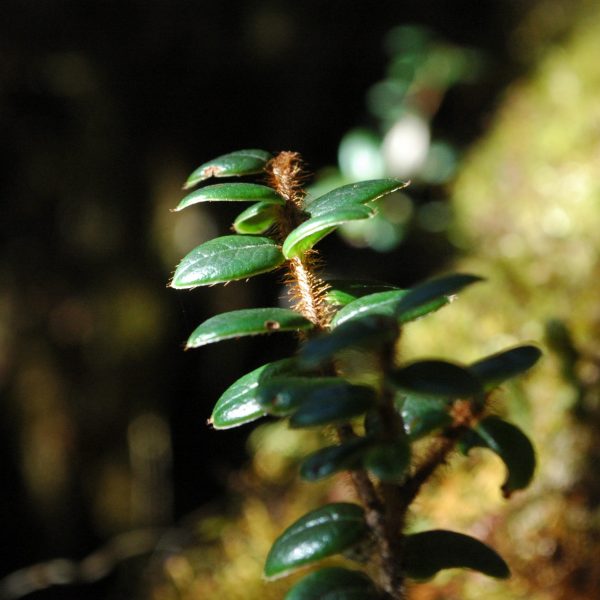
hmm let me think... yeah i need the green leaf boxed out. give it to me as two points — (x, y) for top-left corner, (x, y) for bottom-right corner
(184, 149), (272, 189)
(307, 179), (408, 217)
(264, 503), (368, 579)
(257, 377), (349, 416)
(402, 530), (510, 580)
(463, 416), (536, 497)
(325, 280), (399, 307)
(283, 205), (375, 259)
(469, 345), (542, 390)
(391, 360), (483, 398)
(186, 308), (313, 349)
(299, 315), (399, 369)
(400, 396), (452, 440)
(332, 290), (408, 327)
(285, 567), (382, 600)
(174, 183), (284, 211)
(210, 359), (298, 429)
(289, 384), (375, 428)
(394, 273), (483, 322)
(171, 235), (284, 288)
(300, 437), (372, 481)
(363, 438), (410, 482)
(233, 201), (279, 234)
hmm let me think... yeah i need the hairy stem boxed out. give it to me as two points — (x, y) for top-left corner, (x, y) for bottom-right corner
(267, 151), (406, 598)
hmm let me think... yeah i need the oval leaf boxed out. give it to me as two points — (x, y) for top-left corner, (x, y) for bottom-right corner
(257, 377), (349, 416)
(233, 201), (279, 234)
(210, 358), (298, 429)
(264, 503), (368, 579)
(395, 273), (483, 322)
(400, 396), (453, 440)
(363, 438), (410, 482)
(285, 567), (381, 600)
(300, 437), (372, 481)
(175, 182), (283, 211)
(325, 280), (399, 307)
(307, 179), (408, 217)
(464, 416), (536, 497)
(469, 345), (542, 390)
(186, 308), (313, 349)
(171, 235), (284, 288)
(332, 290), (408, 327)
(289, 385), (375, 428)
(283, 205), (375, 259)
(392, 360), (483, 399)
(402, 530), (510, 580)
(184, 149), (272, 189)
(299, 315), (399, 369)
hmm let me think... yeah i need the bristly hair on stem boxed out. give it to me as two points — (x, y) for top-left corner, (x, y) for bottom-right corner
(266, 151), (331, 329)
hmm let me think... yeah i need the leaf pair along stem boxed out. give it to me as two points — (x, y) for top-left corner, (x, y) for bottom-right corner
(267, 151), (409, 598)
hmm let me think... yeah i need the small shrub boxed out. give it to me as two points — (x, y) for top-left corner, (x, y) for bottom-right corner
(170, 148), (540, 599)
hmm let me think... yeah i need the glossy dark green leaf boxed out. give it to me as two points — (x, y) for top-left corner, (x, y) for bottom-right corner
(332, 290), (412, 327)
(257, 377), (349, 416)
(283, 205), (375, 259)
(289, 384), (376, 428)
(264, 503), (368, 579)
(299, 315), (399, 369)
(463, 416), (536, 497)
(300, 437), (372, 481)
(186, 308), (313, 349)
(210, 359), (298, 429)
(363, 438), (410, 482)
(400, 396), (452, 440)
(325, 280), (399, 307)
(284, 567), (382, 600)
(175, 183), (283, 211)
(307, 179), (408, 217)
(469, 345), (542, 390)
(184, 149), (272, 189)
(394, 274), (483, 322)
(171, 235), (284, 288)
(402, 530), (510, 580)
(233, 201), (279, 234)
(391, 360), (483, 398)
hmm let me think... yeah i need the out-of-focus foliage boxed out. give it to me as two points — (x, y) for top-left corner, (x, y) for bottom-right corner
(309, 25), (483, 252)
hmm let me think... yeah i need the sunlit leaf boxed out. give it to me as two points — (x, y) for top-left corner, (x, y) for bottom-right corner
(400, 396), (452, 439)
(186, 308), (313, 349)
(257, 377), (349, 416)
(184, 149), (272, 189)
(284, 567), (382, 600)
(175, 183), (283, 211)
(402, 530), (510, 580)
(289, 385), (375, 428)
(171, 235), (284, 288)
(394, 273), (483, 322)
(299, 315), (398, 369)
(283, 205), (375, 259)
(332, 290), (408, 327)
(233, 201), (279, 234)
(391, 360), (483, 398)
(300, 437), (372, 481)
(264, 503), (368, 579)
(462, 416), (536, 497)
(363, 438), (410, 482)
(210, 359), (298, 429)
(469, 345), (542, 390)
(325, 280), (399, 307)
(307, 179), (408, 217)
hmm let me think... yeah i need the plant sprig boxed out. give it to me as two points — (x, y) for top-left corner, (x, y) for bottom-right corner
(171, 148), (540, 599)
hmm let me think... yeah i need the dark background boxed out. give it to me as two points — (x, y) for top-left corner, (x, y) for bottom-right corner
(0, 1), (551, 597)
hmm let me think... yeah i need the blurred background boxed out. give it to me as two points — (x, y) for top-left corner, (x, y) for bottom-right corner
(1, 1), (598, 598)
